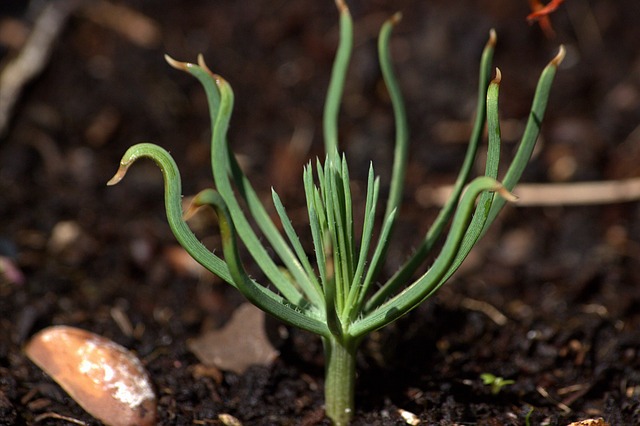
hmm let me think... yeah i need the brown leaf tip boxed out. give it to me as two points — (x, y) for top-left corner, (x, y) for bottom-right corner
(164, 54), (190, 71)
(487, 29), (497, 47)
(183, 198), (202, 221)
(551, 45), (566, 67)
(390, 12), (402, 26)
(496, 185), (518, 203)
(335, 0), (349, 14)
(197, 54), (215, 76)
(107, 164), (129, 186)
(492, 67), (502, 85)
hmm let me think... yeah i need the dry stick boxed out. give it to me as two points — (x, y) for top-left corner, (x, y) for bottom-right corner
(81, 0), (161, 48)
(0, 0), (78, 136)
(420, 177), (640, 207)
(0, 0), (160, 137)
(537, 386), (572, 414)
(460, 297), (508, 325)
(33, 412), (88, 425)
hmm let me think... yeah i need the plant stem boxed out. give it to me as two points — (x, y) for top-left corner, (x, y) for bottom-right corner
(323, 336), (358, 425)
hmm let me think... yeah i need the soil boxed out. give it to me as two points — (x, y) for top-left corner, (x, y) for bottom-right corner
(1, 0), (640, 424)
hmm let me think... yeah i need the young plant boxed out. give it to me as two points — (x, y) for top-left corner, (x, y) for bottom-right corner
(480, 373), (516, 395)
(108, 1), (564, 424)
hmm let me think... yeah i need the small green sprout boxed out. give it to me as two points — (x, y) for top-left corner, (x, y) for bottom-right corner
(480, 373), (516, 395)
(525, 405), (535, 426)
(108, 1), (563, 424)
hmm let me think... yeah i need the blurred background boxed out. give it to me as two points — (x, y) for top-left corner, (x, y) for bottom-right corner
(0, 0), (639, 423)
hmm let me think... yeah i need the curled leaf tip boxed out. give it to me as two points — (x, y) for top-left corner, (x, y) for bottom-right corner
(551, 45), (566, 66)
(390, 12), (402, 25)
(183, 201), (200, 221)
(184, 189), (219, 220)
(488, 29), (497, 47)
(197, 54), (214, 75)
(164, 54), (190, 71)
(492, 67), (502, 84)
(107, 164), (130, 186)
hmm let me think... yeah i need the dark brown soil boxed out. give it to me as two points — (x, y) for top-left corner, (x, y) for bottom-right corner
(1, 0), (640, 424)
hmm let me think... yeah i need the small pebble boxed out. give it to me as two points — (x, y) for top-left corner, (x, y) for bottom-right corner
(219, 413), (243, 426)
(398, 408), (420, 425)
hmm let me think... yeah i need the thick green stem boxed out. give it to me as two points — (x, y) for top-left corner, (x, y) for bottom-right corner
(324, 336), (358, 426)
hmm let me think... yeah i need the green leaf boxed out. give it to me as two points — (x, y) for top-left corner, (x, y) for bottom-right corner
(355, 207), (397, 316)
(433, 68), (503, 284)
(324, 160), (348, 313)
(304, 165), (328, 287)
(436, 47), (565, 286)
(378, 12), (409, 225)
(480, 373), (515, 395)
(107, 143), (233, 285)
(344, 164), (379, 317)
(351, 177), (515, 337)
(173, 57), (319, 307)
(271, 188), (323, 298)
(484, 46), (565, 228)
(365, 30), (497, 312)
(323, 0), (352, 158)
(197, 189), (330, 337)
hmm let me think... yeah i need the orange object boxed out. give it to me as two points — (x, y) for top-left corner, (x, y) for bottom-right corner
(25, 326), (157, 426)
(527, 0), (565, 37)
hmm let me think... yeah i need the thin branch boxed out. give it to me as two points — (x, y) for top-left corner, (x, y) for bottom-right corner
(419, 177), (640, 207)
(0, 0), (78, 135)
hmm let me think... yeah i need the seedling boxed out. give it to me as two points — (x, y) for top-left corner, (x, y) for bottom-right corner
(108, 1), (563, 424)
(480, 373), (516, 395)
(525, 405), (535, 426)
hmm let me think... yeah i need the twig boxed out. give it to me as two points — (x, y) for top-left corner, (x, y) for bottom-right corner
(537, 386), (572, 414)
(81, 1), (161, 48)
(418, 177), (640, 207)
(460, 297), (509, 326)
(34, 412), (88, 425)
(0, 0), (160, 137)
(0, 0), (78, 136)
